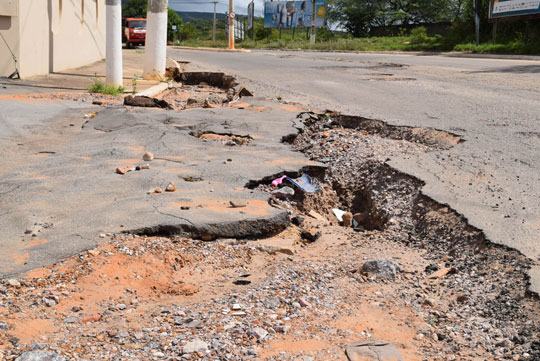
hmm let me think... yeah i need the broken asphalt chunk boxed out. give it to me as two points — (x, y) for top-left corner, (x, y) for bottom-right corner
(345, 340), (404, 361)
(124, 95), (173, 110)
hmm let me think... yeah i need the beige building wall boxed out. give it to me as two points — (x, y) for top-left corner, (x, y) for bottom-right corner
(1, 0), (106, 79)
(0, 1), (20, 78)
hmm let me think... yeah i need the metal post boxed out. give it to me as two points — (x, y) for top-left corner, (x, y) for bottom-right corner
(212, 1), (217, 41)
(475, 10), (480, 46)
(228, 0), (235, 49)
(144, 0), (168, 80)
(310, 0), (315, 44)
(106, 0), (123, 86)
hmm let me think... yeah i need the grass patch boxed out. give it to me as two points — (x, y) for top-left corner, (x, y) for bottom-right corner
(177, 35), (540, 55)
(453, 41), (540, 55)
(88, 77), (125, 96)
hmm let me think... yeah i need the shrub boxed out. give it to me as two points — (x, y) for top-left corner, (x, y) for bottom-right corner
(410, 26), (428, 44)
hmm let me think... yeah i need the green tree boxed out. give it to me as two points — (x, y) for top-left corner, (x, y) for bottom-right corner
(179, 22), (198, 41)
(122, 0), (147, 18)
(327, 0), (459, 37)
(168, 9), (183, 42)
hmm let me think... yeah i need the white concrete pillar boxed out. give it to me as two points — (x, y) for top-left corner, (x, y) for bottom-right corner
(106, 0), (123, 86)
(144, 0), (168, 80)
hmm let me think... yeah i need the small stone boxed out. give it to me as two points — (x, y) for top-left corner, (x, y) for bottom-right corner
(24, 229), (32, 234)
(183, 339), (208, 354)
(116, 167), (127, 175)
(300, 229), (321, 243)
(116, 303), (127, 310)
(88, 249), (100, 256)
(291, 215), (304, 226)
(275, 325), (290, 333)
(143, 152), (154, 161)
(71, 306), (82, 312)
(166, 181), (176, 192)
(7, 279), (20, 287)
(414, 333), (424, 340)
(298, 298), (311, 307)
(431, 333), (438, 341)
(180, 206), (190, 210)
(0, 322), (8, 330)
(229, 200), (246, 208)
(43, 298), (56, 307)
(152, 351), (165, 358)
(252, 327), (268, 340)
(154, 187), (164, 194)
(342, 212), (353, 227)
(81, 315), (101, 322)
(64, 317), (77, 324)
(231, 303), (242, 310)
(140, 164), (150, 169)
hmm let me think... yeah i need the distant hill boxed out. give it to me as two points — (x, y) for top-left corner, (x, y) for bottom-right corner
(176, 11), (228, 23)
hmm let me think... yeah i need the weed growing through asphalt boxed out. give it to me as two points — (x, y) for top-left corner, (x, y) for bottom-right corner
(88, 74), (125, 96)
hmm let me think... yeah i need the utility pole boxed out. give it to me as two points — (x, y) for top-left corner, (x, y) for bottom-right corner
(212, 1), (217, 41)
(474, 0), (480, 46)
(228, 0), (235, 50)
(144, 0), (168, 80)
(310, 0), (315, 44)
(106, 0), (123, 86)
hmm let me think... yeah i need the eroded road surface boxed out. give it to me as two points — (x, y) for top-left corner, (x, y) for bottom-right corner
(168, 48), (540, 292)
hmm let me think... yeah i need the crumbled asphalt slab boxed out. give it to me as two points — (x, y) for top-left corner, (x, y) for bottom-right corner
(0, 97), (323, 278)
(281, 111), (540, 359)
(1, 105), (540, 360)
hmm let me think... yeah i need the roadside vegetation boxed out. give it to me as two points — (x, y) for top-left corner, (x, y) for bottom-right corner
(152, 0), (540, 55)
(88, 77), (125, 96)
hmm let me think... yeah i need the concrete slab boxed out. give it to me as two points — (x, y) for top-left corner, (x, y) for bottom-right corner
(0, 97), (322, 277)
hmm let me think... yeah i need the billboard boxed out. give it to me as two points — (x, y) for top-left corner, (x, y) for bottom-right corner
(264, 0), (326, 28)
(489, 0), (540, 21)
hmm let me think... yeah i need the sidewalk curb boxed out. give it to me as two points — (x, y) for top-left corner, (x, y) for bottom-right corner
(135, 82), (169, 97)
(171, 46), (251, 53)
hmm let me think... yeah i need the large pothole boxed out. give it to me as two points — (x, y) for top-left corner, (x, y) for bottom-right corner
(250, 111), (540, 359)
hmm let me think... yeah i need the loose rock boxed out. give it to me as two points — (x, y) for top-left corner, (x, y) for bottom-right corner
(143, 152), (154, 161)
(183, 339), (208, 354)
(361, 259), (399, 279)
(166, 181), (176, 192)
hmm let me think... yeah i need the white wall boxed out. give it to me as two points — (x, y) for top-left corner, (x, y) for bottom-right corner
(0, 0), (107, 78)
(0, 2), (20, 77)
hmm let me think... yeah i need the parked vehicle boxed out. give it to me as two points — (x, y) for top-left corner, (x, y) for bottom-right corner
(123, 18), (146, 48)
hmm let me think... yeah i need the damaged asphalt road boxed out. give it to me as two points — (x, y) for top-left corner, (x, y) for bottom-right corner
(168, 48), (540, 294)
(0, 97), (322, 277)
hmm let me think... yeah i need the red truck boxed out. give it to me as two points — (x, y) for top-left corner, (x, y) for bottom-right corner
(123, 18), (146, 48)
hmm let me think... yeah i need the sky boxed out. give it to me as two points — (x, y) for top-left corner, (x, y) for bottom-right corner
(168, 0), (265, 17)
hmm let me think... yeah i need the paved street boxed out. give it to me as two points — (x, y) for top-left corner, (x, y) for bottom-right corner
(168, 48), (540, 291)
